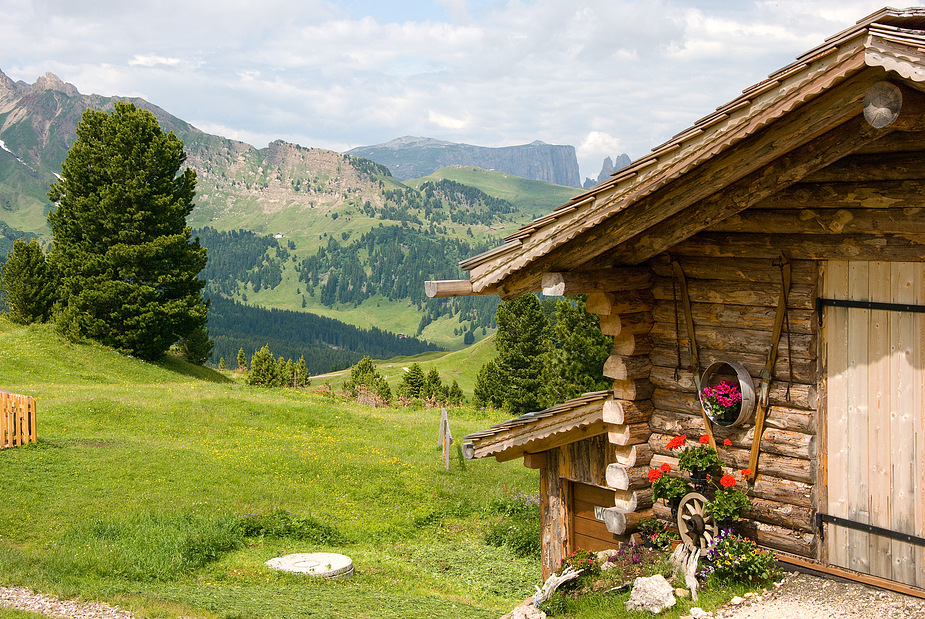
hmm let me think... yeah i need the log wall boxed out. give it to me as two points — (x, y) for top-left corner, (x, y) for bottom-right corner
(640, 147), (925, 558)
(644, 250), (819, 557)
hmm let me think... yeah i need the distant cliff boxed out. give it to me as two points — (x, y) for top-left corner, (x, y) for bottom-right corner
(583, 154), (632, 188)
(347, 136), (582, 187)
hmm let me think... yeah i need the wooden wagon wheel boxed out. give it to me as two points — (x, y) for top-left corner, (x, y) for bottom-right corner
(676, 492), (718, 555)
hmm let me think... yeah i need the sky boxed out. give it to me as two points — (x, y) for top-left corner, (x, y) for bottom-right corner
(2, 0), (921, 182)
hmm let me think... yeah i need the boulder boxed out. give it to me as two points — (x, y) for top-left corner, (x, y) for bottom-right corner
(625, 574), (677, 613)
(501, 598), (546, 619)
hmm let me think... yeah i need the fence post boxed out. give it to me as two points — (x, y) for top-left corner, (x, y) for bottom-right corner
(439, 408), (453, 470)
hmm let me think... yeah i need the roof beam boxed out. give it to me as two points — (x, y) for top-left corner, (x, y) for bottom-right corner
(423, 279), (497, 298)
(540, 267), (653, 296)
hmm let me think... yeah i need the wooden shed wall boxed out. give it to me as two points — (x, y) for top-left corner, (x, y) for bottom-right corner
(638, 129), (925, 560)
(645, 253), (819, 556)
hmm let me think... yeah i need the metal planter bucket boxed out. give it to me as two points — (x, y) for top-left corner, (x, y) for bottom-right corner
(699, 361), (756, 428)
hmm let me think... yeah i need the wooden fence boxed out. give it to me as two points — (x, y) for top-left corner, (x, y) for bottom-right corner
(1, 390), (36, 448)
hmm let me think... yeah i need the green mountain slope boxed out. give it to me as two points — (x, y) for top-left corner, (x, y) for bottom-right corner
(407, 165), (580, 219)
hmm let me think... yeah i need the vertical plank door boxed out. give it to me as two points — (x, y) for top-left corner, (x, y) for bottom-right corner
(570, 482), (620, 552)
(824, 260), (924, 588)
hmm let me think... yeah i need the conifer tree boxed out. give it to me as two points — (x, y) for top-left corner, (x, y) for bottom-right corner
(473, 359), (506, 409)
(423, 367), (444, 402)
(399, 362), (426, 399)
(246, 345), (278, 386)
(47, 102), (208, 360)
(493, 294), (551, 414)
(343, 355), (391, 404)
(218, 357), (226, 370)
(293, 356), (310, 388)
(0, 238), (56, 324)
(179, 324), (214, 365)
(447, 379), (463, 406)
(544, 295), (612, 404)
(237, 348), (247, 371)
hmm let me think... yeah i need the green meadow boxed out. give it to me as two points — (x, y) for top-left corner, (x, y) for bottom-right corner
(0, 318), (537, 618)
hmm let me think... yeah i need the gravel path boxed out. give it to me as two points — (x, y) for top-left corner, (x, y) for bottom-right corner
(700, 571), (925, 619)
(0, 586), (135, 619)
(2, 572), (924, 618)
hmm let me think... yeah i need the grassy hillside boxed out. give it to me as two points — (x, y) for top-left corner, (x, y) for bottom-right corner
(407, 166), (581, 219)
(0, 318), (536, 618)
(315, 333), (497, 397)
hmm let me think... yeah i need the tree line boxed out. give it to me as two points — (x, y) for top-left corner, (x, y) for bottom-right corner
(196, 227), (289, 297)
(207, 296), (439, 375)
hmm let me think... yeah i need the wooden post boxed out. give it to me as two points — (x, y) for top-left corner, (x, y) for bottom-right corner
(438, 408), (453, 470)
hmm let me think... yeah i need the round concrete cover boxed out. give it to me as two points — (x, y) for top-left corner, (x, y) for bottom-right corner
(265, 552), (354, 578)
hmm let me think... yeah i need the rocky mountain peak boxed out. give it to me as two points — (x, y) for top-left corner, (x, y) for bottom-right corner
(0, 69), (16, 94)
(29, 72), (79, 96)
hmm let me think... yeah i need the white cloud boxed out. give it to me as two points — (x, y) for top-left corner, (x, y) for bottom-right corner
(577, 131), (623, 180)
(427, 109), (470, 130)
(128, 55), (182, 68)
(4, 0), (925, 182)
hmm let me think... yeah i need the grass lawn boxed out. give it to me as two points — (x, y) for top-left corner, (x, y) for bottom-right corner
(0, 319), (775, 618)
(0, 318), (538, 618)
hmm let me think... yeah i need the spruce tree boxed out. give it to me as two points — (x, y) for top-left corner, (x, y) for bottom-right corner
(447, 379), (463, 406)
(0, 238), (56, 324)
(237, 348), (247, 371)
(423, 367), (444, 402)
(544, 295), (612, 404)
(493, 294), (551, 415)
(473, 359), (506, 409)
(246, 345), (278, 386)
(293, 356), (310, 388)
(399, 363), (426, 399)
(179, 324), (214, 365)
(47, 102), (208, 360)
(343, 355), (391, 404)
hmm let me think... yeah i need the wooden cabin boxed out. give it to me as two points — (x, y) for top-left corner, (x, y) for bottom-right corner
(427, 7), (925, 593)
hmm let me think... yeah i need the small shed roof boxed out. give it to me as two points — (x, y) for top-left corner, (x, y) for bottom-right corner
(464, 390), (612, 461)
(448, 7), (925, 300)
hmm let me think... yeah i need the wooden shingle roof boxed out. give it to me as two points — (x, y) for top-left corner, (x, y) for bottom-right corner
(463, 390), (612, 461)
(453, 7), (925, 300)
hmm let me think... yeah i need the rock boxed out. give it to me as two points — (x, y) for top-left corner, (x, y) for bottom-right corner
(501, 598), (546, 619)
(689, 607), (712, 619)
(625, 574), (677, 613)
(596, 549), (618, 561)
(730, 596), (746, 605)
(676, 587), (690, 599)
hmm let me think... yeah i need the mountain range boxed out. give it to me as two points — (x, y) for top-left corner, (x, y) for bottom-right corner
(348, 136), (585, 187)
(0, 69), (593, 358)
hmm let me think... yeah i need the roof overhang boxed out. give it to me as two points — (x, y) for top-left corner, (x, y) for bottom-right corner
(463, 391), (612, 462)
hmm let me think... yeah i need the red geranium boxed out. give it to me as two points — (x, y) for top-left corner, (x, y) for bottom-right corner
(660, 462), (671, 472)
(665, 435), (687, 450)
(699, 434), (710, 444)
(648, 468), (662, 482)
(720, 474), (737, 488)
(741, 468), (753, 477)
(723, 438), (732, 447)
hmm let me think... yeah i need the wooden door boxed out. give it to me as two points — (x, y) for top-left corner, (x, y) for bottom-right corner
(824, 261), (925, 587)
(570, 482), (621, 552)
